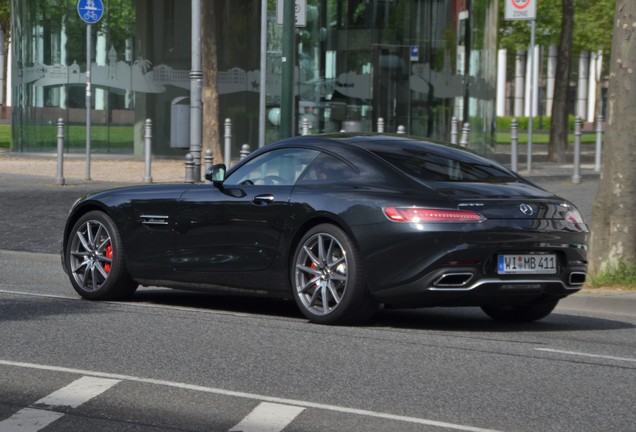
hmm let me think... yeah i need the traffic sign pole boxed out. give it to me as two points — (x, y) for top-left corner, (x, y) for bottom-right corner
(504, 0), (536, 173)
(85, 23), (92, 180)
(77, 0), (104, 180)
(527, 19), (535, 173)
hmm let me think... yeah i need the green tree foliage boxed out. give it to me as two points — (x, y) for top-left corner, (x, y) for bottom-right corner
(498, 0), (614, 161)
(0, 0), (9, 32)
(498, 0), (614, 54)
(104, 0), (135, 53)
(572, 0), (615, 55)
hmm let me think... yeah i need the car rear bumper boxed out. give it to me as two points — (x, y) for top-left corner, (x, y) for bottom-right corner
(372, 267), (585, 308)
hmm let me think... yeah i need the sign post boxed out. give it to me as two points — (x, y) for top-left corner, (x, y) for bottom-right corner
(277, 0), (307, 27)
(505, 0), (536, 173)
(77, 0), (104, 180)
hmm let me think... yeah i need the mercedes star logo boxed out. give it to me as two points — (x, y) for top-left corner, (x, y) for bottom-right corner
(519, 203), (534, 216)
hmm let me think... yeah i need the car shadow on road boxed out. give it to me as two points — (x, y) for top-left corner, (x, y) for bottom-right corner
(127, 288), (305, 320)
(126, 288), (635, 332)
(372, 307), (636, 332)
(0, 296), (108, 322)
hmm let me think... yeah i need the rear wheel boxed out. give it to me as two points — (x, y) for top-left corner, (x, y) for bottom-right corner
(481, 299), (559, 323)
(291, 224), (377, 325)
(66, 211), (138, 300)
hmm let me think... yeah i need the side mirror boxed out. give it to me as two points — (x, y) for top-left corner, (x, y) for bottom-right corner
(205, 164), (226, 185)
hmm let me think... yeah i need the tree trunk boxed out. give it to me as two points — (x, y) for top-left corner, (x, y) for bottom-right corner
(202, 2), (222, 164)
(589, 0), (636, 275)
(548, 0), (574, 163)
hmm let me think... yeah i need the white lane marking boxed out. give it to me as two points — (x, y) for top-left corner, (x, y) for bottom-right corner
(0, 289), (256, 318)
(229, 402), (305, 432)
(535, 348), (636, 363)
(0, 290), (78, 301)
(35, 376), (120, 408)
(0, 359), (502, 432)
(0, 377), (120, 432)
(0, 408), (64, 432)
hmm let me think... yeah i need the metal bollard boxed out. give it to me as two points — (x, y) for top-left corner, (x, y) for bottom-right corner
(377, 117), (384, 133)
(184, 153), (196, 183)
(204, 148), (214, 171)
(144, 119), (153, 183)
(240, 144), (251, 160)
(595, 114), (603, 172)
(460, 122), (470, 147)
(510, 118), (518, 172)
(55, 118), (65, 186)
(301, 117), (310, 136)
(572, 116), (582, 184)
(396, 125), (406, 134)
(224, 118), (232, 167)
(450, 117), (458, 145)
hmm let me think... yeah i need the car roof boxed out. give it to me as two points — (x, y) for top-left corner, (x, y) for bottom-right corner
(271, 134), (494, 165)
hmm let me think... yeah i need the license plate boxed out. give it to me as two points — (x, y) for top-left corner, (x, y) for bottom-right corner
(497, 254), (557, 274)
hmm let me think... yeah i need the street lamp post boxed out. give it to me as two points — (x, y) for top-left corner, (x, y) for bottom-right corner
(190, 0), (203, 181)
(280, 0), (295, 138)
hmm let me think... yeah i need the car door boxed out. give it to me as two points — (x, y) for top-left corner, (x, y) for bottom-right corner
(173, 148), (319, 280)
(116, 185), (186, 279)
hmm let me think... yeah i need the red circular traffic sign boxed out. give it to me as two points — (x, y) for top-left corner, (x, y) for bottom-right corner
(512, 0), (532, 10)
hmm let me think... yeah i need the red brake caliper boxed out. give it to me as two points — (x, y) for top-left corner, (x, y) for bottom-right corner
(311, 262), (319, 288)
(104, 244), (113, 273)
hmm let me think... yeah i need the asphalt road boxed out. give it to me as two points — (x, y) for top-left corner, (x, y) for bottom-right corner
(1, 250), (636, 432)
(2, 171), (634, 432)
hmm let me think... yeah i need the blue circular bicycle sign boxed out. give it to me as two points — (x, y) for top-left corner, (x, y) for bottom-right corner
(77, 0), (104, 24)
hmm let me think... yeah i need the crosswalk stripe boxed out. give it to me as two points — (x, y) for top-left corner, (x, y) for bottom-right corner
(229, 402), (305, 432)
(0, 376), (120, 432)
(1, 360), (502, 432)
(34, 376), (120, 409)
(0, 408), (64, 432)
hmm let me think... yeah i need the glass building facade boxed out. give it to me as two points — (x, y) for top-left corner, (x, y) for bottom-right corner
(11, 0), (498, 157)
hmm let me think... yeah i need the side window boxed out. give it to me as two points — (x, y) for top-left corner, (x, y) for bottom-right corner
(298, 153), (358, 184)
(224, 148), (319, 186)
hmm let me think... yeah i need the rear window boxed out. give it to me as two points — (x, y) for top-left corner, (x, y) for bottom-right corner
(371, 149), (517, 183)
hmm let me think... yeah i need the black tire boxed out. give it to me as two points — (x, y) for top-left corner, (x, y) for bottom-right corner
(481, 299), (559, 323)
(66, 211), (138, 300)
(291, 224), (377, 325)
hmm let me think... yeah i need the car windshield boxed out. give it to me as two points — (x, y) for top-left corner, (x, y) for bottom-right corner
(371, 147), (518, 183)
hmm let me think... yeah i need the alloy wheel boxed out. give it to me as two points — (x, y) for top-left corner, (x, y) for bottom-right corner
(294, 232), (348, 316)
(69, 219), (113, 293)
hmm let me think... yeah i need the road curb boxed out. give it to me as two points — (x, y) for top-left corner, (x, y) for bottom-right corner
(558, 292), (636, 317)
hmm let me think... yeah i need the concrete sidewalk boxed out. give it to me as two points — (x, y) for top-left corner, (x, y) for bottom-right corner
(1, 150), (634, 319)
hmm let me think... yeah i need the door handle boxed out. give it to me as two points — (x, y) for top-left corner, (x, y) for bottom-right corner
(253, 194), (274, 205)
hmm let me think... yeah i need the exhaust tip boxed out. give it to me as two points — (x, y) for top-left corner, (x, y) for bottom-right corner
(569, 272), (586, 286)
(433, 272), (474, 288)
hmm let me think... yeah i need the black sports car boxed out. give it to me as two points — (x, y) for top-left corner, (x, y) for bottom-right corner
(62, 135), (589, 325)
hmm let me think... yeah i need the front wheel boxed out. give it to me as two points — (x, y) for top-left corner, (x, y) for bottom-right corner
(481, 299), (559, 323)
(291, 224), (377, 325)
(66, 211), (138, 300)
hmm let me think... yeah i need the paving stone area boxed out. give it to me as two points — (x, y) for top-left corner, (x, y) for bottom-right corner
(0, 173), (130, 254)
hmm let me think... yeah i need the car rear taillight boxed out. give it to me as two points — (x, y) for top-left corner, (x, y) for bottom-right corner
(384, 207), (486, 223)
(565, 209), (588, 232)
